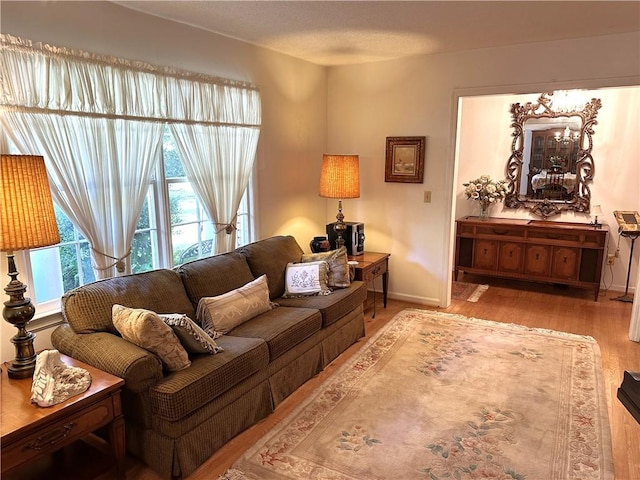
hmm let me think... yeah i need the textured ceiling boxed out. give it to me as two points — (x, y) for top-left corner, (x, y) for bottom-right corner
(112, 1), (640, 66)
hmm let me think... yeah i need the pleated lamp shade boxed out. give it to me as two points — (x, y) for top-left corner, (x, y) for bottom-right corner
(1, 155), (60, 252)
(319, 154), (360, 199)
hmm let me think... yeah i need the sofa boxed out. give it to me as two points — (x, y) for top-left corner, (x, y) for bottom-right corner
(51, 235), (367, 478)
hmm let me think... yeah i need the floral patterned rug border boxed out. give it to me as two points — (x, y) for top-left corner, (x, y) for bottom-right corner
(219, 309), (613, 480)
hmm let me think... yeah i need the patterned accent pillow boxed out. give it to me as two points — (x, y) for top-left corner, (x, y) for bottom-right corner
(112, 304), (191, 372)
(158, 314), (223, 355)
(197, 274), (272, 338)
(301, 246), (350, 288)
(282, 260), (331, 298)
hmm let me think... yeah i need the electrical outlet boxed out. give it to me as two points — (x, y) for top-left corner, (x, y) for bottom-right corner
(423, 191), (432, 203)
(607, 253), (616, 265)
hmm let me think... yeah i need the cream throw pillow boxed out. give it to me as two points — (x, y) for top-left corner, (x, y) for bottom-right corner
(283, 260), (331, 298)
(159, 314), (223, 355)
(197, 274), (271, 338)
(112, 304), (191, 372)
(301, 246), (350, 288)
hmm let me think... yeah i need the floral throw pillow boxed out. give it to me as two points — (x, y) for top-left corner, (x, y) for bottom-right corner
(196, 274), (272, 338)
(112, 304), (191, 372)
(301, 246), (350, 288)
(158, 313), (223, 355)
(282, 260), (332, 298)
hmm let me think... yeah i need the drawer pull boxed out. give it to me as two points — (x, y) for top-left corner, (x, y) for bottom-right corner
(24, 422), (76, 451)
(492, 229), (509, 235)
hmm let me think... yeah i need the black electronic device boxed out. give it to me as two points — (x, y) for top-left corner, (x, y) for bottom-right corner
(326, 222), (365, 256)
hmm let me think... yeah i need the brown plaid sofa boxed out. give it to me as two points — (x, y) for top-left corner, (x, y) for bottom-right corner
(51, 235), (367, 478)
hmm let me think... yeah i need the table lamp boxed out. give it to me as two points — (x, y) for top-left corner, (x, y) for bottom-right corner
(590, 204), (603, 229)
(319, 154), (360, 249)
(1, 154), (60, 378)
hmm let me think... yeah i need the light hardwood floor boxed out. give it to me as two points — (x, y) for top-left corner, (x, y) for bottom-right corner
(6, 277), (640, 480)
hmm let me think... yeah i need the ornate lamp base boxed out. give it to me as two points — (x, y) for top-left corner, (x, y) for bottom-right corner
(3, 252), (37, 379)
(333, 200), (348, 248)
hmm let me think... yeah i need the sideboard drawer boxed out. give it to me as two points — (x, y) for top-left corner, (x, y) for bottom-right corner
(1, 397), (116, 472)
(527, 229), (582, 243)
(475, 225), (526, 238)
(360, 260), (387, 282)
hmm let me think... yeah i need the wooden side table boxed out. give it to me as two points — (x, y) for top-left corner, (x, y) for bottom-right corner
(348, 251), (390, 317)
(1, 354), (126, 479)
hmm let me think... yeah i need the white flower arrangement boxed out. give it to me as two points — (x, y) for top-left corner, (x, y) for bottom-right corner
(463, 175), (508, 207)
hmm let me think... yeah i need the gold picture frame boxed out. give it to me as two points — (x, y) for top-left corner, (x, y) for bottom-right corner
(613, 210), (640, 232)
(385, 136), (426, 183)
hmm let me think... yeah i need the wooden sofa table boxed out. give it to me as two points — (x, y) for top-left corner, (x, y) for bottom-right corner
(348, 251), (390, 317)
(1, 354), (125, 479)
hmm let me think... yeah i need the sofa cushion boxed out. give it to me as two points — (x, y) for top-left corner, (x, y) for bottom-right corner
(149, 335), (269, 421)
(283, 261), (331, 297)
(159, 314), (223, 355)
(196, 275), (272, 338)
(62, 269), (196, 334)
(175, 251), (255, 310)
(237, 235), (303, 299)
(301, 246), (350, 288)
(112, 305), (191, 372)
(227, 306), (322, 361)
(275, 281), (368, 327)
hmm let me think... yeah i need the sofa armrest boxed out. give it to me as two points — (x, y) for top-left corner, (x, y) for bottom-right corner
(51, 323), (163, 392)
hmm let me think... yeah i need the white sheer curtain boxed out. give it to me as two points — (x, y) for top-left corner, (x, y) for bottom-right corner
(1, 34), (261, 276)
(3, 113), (162, 278)
(170, 124), (259, 253)
(165, 77), (261, 253)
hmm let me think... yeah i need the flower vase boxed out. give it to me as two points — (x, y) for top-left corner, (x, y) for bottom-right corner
(478, 201), (491, 220)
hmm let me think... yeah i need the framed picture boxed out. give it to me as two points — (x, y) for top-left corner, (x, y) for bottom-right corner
(613, 210), (640, 232)
(385, 136), (426, 183)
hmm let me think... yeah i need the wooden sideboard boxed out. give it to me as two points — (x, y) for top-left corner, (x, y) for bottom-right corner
(454, 217), (607, 301)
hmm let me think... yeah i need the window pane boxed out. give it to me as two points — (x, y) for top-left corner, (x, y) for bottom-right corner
(131, 230), (154, 273)
(58, 244), (80, 292)
(169, 183), (199, 225)
(132, 188), (158, 273)
(80, 242), (96, 285)
(30, 247), (63, 303)
(137, 195), (151, 230)
(163, 127), (185, 178)
(172, 223), (214, 265)
(55, 205), (75, 243)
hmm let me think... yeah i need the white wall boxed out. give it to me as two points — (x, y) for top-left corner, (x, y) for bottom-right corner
(327, 32), (640, 307)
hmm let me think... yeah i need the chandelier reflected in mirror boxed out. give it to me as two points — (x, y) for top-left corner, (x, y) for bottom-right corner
(554, 126), (580, 145)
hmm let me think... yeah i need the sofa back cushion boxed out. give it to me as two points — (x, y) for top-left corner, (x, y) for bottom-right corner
(175, 251), (255, 310)
(237, 236), (304, 299)
(62, 269), (196, 334)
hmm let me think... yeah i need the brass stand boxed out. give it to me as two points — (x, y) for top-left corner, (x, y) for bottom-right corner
(3, 253), (37, 378)
(611, 232), (638, 303)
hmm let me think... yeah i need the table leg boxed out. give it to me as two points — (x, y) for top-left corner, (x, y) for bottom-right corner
(382, 270), (388, 308)
(108, 403), (126, 479)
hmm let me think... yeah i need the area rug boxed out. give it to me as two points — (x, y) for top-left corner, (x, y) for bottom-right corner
(451, 281), (489, 302)
(220, 309), (613, 480)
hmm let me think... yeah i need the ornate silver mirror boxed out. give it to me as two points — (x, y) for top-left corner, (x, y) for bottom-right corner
(505, 91), (601, 218)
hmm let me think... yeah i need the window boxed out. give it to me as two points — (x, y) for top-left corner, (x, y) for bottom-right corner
(20, 128), (253, 315)
(2, 35), (260, 318)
